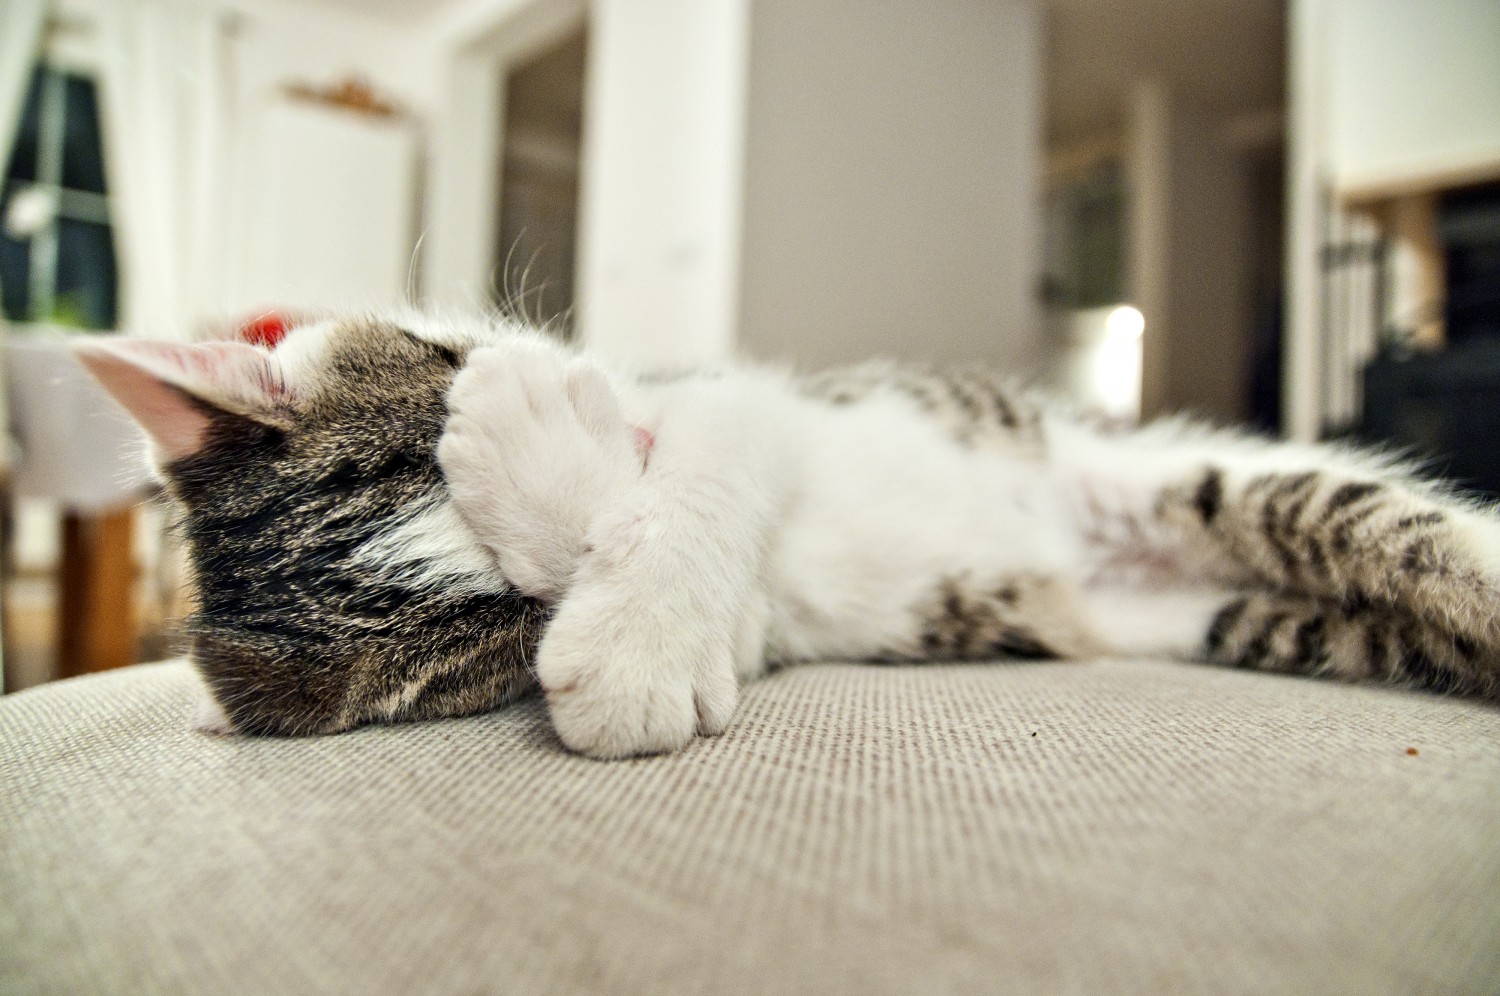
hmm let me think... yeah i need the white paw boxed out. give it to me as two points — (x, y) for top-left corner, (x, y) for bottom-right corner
(438, 342), (644, 600)
(191, 690), (237, 735)
(535, 582), (740, 759)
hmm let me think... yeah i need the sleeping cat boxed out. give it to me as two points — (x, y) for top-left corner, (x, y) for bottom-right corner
(76, 312), (1500, 757)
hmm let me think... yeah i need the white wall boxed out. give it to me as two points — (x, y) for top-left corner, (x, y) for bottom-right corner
(1325, 0), (1500, 195)
(571, 0), (751, 368)
(229, 101), (421, 312)
(43, 0), (438, 322)
(1285, 0), (1500, 441)
(218, 0), (440, 312)
(735, 0), (1043, 371)
(222, 0), (443, 115)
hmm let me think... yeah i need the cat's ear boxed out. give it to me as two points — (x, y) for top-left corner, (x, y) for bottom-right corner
(73, 339), (291, 463)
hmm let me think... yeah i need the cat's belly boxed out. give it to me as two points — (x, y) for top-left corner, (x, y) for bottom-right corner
(763, 404), (1081, 661)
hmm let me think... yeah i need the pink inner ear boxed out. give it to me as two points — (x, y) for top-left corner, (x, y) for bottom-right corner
(76, 345), (215, 462)
(74, 339), (286, 463)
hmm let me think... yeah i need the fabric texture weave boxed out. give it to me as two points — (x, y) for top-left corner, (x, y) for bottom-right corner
(3, 659), (1499, 994)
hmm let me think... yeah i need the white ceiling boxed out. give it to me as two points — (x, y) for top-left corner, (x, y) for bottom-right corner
(294, 0), (472, 24)
(285, 0), (1287, 144)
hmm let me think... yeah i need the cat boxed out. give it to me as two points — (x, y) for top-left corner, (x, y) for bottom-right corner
(76, 312), (1500, 757)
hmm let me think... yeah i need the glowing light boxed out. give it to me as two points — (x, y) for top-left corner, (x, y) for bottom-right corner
(1105, 305), (1145, 343)
(1064, 304), (1143, 422)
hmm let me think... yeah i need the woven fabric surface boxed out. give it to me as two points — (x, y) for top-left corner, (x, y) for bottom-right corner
(3, 658), (1499, 995)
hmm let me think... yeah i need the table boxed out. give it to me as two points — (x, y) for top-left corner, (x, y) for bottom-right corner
(6, 332), (154, 677)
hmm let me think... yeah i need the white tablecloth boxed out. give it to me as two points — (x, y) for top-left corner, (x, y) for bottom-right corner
(5, 333), (154, 510)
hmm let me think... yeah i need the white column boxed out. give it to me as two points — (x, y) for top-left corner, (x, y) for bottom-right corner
(1284, 0), (1327, 442)
(573, 0), (751, 368)
(422, 53), (505, 311)
(1126, 80), (1254, 425)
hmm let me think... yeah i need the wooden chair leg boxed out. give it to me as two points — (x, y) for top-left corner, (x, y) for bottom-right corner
(57, 507), (135, 678)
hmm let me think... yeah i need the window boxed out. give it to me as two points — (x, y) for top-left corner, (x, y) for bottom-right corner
(1, 63), (117, 330)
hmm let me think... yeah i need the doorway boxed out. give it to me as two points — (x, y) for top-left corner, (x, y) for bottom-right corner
(495, 28), (587, 335)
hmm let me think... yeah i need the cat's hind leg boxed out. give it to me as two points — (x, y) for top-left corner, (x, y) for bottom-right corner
(1155, 463), (1500, 661)
(1080, 586), (1495, 697)
(1076, 587), (1233, 660)
(1056, 420), (1500, 698)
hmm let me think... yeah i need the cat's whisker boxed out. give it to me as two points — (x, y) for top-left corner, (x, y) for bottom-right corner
(405, 226), (430, 305)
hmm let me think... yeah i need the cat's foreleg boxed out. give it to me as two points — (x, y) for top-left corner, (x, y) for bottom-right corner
(439, 341), (647, 600)
(733, 586), (774, 681)
(534, 378), (793, 758)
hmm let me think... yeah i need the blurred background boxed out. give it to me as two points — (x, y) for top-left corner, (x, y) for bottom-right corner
(1, 0), (1497, 692)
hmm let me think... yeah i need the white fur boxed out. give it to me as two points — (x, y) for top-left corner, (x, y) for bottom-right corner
(191, 690), (236, 735)
(352, 494), (509, 595)
(757, 391), (1079, 661)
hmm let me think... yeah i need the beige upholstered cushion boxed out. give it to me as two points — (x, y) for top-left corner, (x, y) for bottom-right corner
(3, 658), (1499, 994)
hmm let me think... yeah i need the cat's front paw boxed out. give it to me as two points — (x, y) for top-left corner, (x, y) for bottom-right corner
(535, 585), (740, 759)
(438, 342), (644, 600)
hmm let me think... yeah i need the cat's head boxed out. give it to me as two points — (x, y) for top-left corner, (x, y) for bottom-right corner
(76, 314), (547, 736)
